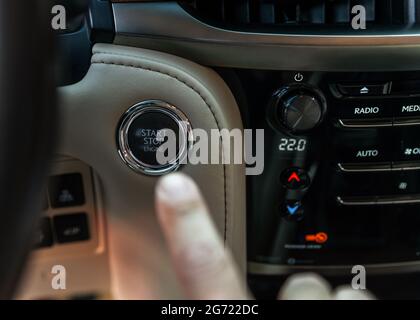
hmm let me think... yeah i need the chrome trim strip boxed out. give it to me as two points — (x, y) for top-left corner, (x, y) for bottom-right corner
(248, 261), (420, 276)
(392, 164), (420, 171)
(337, 195), (420, 206)
(394, 119), (420, 126)
(338, 119), (393, 128)
(117, 100), (193, 176)
(337, 163), (392, 172)
(376, 197), (420, 205)
(113, 3), (420, 71)
(336, 196), (376, 206)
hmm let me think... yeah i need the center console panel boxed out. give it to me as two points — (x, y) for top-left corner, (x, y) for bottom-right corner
(237, 70), (420, 269)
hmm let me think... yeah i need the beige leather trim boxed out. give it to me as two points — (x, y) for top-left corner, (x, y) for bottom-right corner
(17, 159), (110, 300)
(57, 44), (246, 298)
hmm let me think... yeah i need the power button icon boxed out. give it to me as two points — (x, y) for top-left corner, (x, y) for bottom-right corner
(294, 73), (304, 82)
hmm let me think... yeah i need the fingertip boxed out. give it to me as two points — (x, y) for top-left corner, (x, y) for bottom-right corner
(156, 173), (200, 206)
(278, 273), (332, 300)
(333, 286), (375, 300)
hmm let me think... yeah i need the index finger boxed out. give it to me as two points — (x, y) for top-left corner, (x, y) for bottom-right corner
(155, 173), (248, 300)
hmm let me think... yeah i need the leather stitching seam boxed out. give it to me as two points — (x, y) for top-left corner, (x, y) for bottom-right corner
(92, 53), (229, 244)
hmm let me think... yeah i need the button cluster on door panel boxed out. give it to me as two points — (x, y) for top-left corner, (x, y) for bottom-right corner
(48, 173), (85, 208)
(36, 173), (90, 249)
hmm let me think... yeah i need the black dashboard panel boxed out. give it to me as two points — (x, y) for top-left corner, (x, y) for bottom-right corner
(55, 0), (114, 86)
(233, 70), (420, 267)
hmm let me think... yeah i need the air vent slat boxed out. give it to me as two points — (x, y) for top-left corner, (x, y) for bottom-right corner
(331, 0), (351, 24)
(234, 0), (251, 24)
(302, 2), (326, 24)
(279, 2), (297, 24)
(180, 0), (420, 33)
(416, 0), (420, 23)
(397, 0), (417, 25)
(406, 0), (416, 25)
(376, 0), (393, 24)
(259, 0), (276, 24)
(392, 1), (406, 24)
(392, 0), (417, 25)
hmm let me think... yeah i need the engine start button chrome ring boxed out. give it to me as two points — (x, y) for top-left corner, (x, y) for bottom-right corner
(117, 100), (193, 176)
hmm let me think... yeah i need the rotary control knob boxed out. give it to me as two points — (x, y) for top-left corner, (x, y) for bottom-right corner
(272, 86), (326, 133)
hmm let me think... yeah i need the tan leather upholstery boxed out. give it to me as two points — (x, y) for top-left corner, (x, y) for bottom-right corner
(55, 44), (246, 298)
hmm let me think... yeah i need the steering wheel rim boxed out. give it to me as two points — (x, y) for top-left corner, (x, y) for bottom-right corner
(0, 1), (56, 298)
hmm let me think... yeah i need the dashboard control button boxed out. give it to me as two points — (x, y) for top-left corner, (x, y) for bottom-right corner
(336, 83), (391, 97)
(334, 129), (392, 163)
(126, 112), (180, 166)
(48, 173), (85, 208)
(53, 213), (90, 244)
(282, 201), (304, 221)
(281, 94), (322, 131)
(281, 168), (310, 190)
(334, 100), (392, 120)
(392, 99), (420, 118)
(305, 232), (328, 244)
(391, 171), (420, 195)
(118, 100), (193, 176)
(271, 85), (327, 133)
(393, 127), (420, 162)
(333, 174), (372, 197)
(34, 217), (53, 249)
(332, 171), (395, 197)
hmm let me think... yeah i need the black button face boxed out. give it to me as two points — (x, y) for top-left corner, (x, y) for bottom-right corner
(48, 173), (85, 208)
(334, 100), (392, 120)
(394, 127), (420, 162)
(332, 172), (394, 197)
(391, 98), (420, 118)
(34, 217), (53, 249)
(281, 94), (323, 132)
(333, 129), (393, 163)
(53, 213), (90, 244)
(335, 171), (420, 197)
(391, 171), (420, 195)
(336, 83), (391, 97)
(282, 201), (304, 221)
(127, 112), (180, 167)
(281, 168), (310, 190)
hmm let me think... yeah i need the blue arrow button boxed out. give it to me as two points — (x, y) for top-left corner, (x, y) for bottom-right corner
(284, 202), (304, 221)
(287, 204), (300, 215)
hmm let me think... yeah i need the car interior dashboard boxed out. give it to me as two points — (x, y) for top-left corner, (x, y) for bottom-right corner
(19, 0), (420, 300)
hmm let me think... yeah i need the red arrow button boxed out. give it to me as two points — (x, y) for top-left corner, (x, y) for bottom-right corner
(281, 168), (310, 190)
(287, 172), (301, 183)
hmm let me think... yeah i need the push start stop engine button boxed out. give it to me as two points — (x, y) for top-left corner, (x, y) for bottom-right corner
(117, 100), (192, 176)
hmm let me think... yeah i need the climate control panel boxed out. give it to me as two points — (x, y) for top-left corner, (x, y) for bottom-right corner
(245, 70), (420, 270)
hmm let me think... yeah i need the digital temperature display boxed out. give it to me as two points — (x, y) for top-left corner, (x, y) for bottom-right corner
(279, 138), (307, 152)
